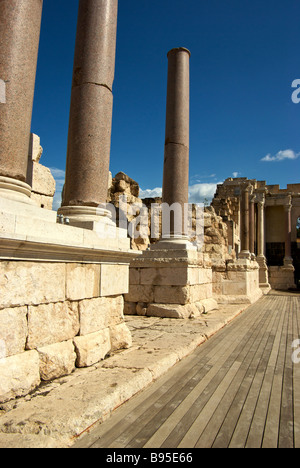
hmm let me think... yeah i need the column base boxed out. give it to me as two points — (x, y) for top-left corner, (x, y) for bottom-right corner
(256, 255), (271, 290)
(150, 235), (197, 251)
(283, 256), (294, 269)
(238, 250), (251, 260)
(58, 205), (112, 225)
(0, 176), (34, 205)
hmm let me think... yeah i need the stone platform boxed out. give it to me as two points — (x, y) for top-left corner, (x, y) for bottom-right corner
(0, 303), (248, 448)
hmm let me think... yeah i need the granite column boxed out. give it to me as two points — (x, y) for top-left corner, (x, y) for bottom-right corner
(159, 47), (192, 249)
(60, 0), (118, 223)
(0, 0), (43, 202)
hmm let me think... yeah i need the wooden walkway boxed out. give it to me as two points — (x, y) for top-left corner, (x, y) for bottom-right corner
(75, 292), (300, 448)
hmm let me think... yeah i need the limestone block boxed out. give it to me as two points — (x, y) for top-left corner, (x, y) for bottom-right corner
(0, 351), (40, 403)
(0, 307), (27, 357)
(27, 302), (80, 349)
(79, 296), (124, 336)
(109, 323), (132, 351)
(125, 284), (154, 303)
(37, 340), (77, 381)
(31, 162), (56, 196)
(124, 302), (137, 315)
(66, 263), (100, 301)
(28, 134), (43, 162)
(73, 329), (111, 368)
(30, 192), (53, 210)
(154, 286), (190, 305)
(189, 283), (213, 302)
(140, 267), (190, 286)
(100, 264), (129, 296)
(129, 268), (140, 285)
(197, 268), (212, 284)
(0, 262), (65, 309)
(146, 303), (201, 319)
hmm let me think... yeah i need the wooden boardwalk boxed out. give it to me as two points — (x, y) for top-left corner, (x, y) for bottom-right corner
(75, 292), (300, 449)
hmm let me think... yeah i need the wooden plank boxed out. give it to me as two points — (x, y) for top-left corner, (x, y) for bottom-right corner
(89, 299), (258, 448)
(262, 296), (289, 448)
(196, 302), (281, 448)
(245, 299), (284, 448)
(278, 297), (294, 448)
(158, 300), (273, 449)
(293, 297), (300, 448)
(213, 302), (278, 448)
(132, 302), (266, 449)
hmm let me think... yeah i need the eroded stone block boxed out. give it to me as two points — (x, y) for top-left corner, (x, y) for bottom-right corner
(27, 302), (79, 349)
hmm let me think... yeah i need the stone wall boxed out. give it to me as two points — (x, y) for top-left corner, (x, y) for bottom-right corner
(27, 134), (56, 210)
(0, 260), (132, 403)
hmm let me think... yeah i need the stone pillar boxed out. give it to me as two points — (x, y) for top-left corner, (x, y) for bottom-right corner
(284, 200), (294, 267)
(0, 0), (43, 203)
(156, 47), (192, 249)
(60, 0), (118, 224)
(256, 196), (270, 289)
(239, 184), (251, 259)
(249, 195), (255, 256)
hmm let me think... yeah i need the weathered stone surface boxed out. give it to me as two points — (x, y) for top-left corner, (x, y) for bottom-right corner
(0, 262), (65, 309)
(27, 302), (79, 349)
(66, 263), (100, 301)
(125, 284), (154, 303)
(0, 351), (40, 403)
(0, 307), (27, 357)
(146, 303), (201, 319)
(73, 329), (111, 368)
(30, 161), (56, 196)
(100, 264), (129, 296)
(37, 341), (77, 381)
(79, 296), (124, 336)
(109, 323), (132, 351)
(154, 285), (190, 305)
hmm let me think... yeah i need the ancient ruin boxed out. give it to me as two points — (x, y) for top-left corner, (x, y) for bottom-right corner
(0, 0), (299, 421)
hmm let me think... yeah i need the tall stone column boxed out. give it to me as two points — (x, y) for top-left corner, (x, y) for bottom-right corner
(0, 0), (43, 203)
(249, 195), (255, 256)
(60, 0), (118, 223)
(157, 47), (192, 249)
(239, 184), (251, 259)
(284, 200), (293, 267)
(256, 196), (270, 289)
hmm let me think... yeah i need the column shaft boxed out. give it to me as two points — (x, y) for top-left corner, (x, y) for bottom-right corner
(162, 48), (190, 238)
(0, 0), (43, 183)
(62, 0), (118, 214)
(239, 185), (251, 257)
(249, 197), (255, 255)
(284, 203), (293, 265)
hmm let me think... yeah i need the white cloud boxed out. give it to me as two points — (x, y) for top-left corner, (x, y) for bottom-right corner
(140, 182), (221, 205)
(232, 171), (240, 178)
(140, 187), (162, 199)
(261, 149), (300, 162)
(188, 182), (222, 204)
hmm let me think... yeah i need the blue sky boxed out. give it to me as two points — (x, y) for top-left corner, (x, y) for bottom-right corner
(31, 0), (300, 208)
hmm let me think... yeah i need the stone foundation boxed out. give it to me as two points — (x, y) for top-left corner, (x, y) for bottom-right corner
(268, 265), (296, 291)
(0, 197), (138, 404)
(124, 249), (218, 319)
(213, 258), (263, 304)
